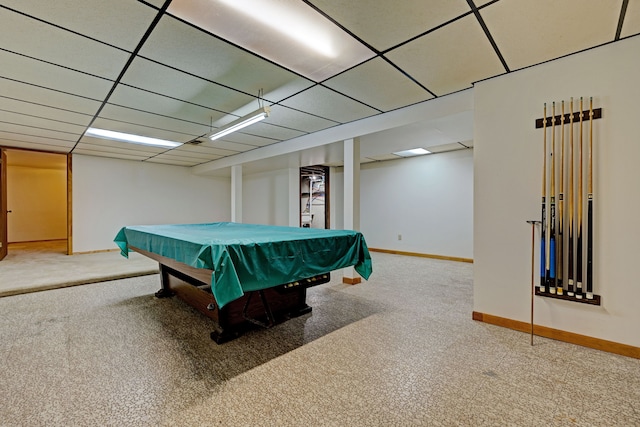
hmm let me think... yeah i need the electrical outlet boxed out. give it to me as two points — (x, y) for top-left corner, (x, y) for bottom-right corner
(398, 234), (402, 241)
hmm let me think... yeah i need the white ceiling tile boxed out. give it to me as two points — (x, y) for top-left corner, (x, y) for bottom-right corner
(311, 0), (471, 51)
(159, 147), (223, 161)
(0, 139), (72, 153)
(481, 0), (621, 70)
(0, 97), (92, 127)
(143, 0), (167, 8)
(201, 140), (254, 152)
(172, 143), (236, 158)
(108, 85), (222, 127)
(621, 0), (640, 38)
(121, 57), (256, 114)
(281, 86), (380, 123)
(0, 7), (130, 80)
(140, 15), (311, 95)
(145, 152), (205, 163)
(145, 157), (200, 167)
(0, 121), (79, 142)
(244, 122), (306, 141)
(168, 0), (375, 81)
(261, 79), (316, 104)
(0, 79), (102, 116)
(171, 143), (239, 160)
(0, 110), (85, 135)
(99, 104), (210, 138)
(0, 50), (113, 100)
(1, 0), (159, 51)
(386, 14), (506, 96)
(72, 148), (150, 161)
(0, 0), (630, 169)
(266, 105), (338, 133)
(214, 133), (279, 147)
(324, 57), (434, 111)
(0, 131), (74, 150)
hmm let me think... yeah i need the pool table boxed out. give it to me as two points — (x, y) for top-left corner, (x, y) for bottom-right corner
(114, 222), (372, 343)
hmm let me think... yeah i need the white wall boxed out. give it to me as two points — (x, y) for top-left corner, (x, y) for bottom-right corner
(72, 155), (230, 252)
(361, 150), (473, 257)
(242, 168), (290, 225)
(7, 165), (67, 242)
(474, 36), (640, 347)
(331, 148), (474, 259)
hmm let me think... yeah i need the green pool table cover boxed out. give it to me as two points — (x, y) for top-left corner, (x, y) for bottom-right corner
(114, 222), (372, 308)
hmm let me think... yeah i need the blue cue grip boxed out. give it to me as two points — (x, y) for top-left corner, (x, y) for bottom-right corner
(549, 238), (556, 279)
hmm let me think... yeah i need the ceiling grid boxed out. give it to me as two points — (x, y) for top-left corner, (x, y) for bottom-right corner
(0, 0), (637, 168)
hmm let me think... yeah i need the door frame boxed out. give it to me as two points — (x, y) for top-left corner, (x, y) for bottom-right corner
(0, 148), (7, 261)
(66, 153), (72, 255)
(300, 165), (330, 229)
(0, 147), (72, 258)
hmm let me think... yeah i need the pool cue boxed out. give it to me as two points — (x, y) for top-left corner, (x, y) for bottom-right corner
(549, 102), (557, 294)
(567, 98), (575, 296)
(528, 220), (537, 346)
(586, 97), (594, 299)
(540, 104), (548, 292)
(576, 97), (584, 299)
(556, 101), (565, 295)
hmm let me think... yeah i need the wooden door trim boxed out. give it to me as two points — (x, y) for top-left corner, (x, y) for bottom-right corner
(0, 149), (7, 261)
(67, 154), (72, 255)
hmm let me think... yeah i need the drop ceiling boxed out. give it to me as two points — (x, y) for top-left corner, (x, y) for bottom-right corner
(0, 0), (637, 170)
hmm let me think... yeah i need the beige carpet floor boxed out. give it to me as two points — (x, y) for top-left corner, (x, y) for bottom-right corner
(2, 251), (639, 425)
(0, 240), (158, 297)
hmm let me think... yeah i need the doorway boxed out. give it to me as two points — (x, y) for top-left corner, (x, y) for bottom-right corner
(300, 165), (329, 229)
(1, 149), (69, 260)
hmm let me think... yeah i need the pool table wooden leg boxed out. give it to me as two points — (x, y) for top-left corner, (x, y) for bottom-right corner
(154, 264), (176, 298)
(210, 326), (241, 344)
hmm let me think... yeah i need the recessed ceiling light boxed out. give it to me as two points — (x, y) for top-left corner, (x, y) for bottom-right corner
(85, 128), (182, 148)
(393, 148), (432, 157)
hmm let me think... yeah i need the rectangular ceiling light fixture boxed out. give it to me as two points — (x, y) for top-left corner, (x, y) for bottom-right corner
(393, 148), (432, 157)
(207, 106), (270, 141)
(85, 128), (182, 148)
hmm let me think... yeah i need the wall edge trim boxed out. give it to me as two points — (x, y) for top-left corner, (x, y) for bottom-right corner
(472, 311), (640, 359)
(369, 247), (473, 263)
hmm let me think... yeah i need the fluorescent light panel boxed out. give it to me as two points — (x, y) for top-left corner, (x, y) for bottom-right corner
(207, 106), (270, 141)
(393, 148), (431, 157)
(85, 128), (182, 148)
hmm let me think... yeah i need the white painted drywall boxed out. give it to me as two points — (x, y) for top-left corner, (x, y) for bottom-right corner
(330, 148), (474, 258)
(72, 155), (230, 252)
(360, 149), (473, 258)
(237, 139), (474, 261)
(242, 168), (290, 226)
(473, 36), (640, 347)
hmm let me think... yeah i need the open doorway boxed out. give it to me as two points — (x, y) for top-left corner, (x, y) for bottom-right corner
(2, 149), (69, 259)
(300, 165), (329, 229)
